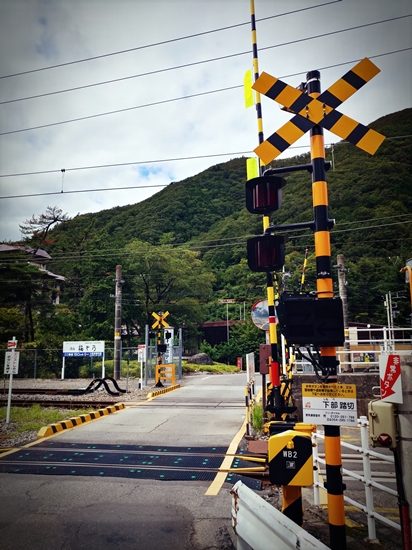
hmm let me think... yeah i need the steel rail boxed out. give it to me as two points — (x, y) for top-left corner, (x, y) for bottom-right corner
(0, 398), (119, 408)
(0, 458), (268, 475)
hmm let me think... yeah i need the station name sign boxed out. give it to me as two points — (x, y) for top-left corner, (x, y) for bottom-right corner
(63, 341), (105, 357)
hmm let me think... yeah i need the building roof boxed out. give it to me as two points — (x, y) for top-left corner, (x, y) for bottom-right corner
(0, 244), (52, 260)
(0, 244), (64, 281)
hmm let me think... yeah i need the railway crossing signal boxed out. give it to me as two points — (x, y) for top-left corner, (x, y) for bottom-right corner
(151, 311), (170, 329)
(252, 57), (385, 165)
(245, 57), (386, 550)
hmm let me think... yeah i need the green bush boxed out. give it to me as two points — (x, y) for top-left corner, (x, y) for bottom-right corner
(251, 403), (263, 434)
(182, 361), (239, 374)
(78, 359), (141, 379)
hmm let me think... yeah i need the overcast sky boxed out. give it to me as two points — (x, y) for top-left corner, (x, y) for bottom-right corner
(0, 0), (411, 242)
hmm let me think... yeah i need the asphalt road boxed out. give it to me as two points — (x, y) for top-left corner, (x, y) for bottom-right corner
(0, 372), (403, 550)
(0, 373), (251, 550)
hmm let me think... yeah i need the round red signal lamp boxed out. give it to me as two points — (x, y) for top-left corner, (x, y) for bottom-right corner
(377, 433), (392, 447)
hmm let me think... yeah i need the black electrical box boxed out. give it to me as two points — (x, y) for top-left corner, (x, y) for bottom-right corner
(277, 293), (345, 347)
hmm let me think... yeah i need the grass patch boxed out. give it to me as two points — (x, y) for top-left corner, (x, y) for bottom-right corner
(0, 404), (94, 435)
(251, 403), (263, 434)
(182, 361), (239, 374)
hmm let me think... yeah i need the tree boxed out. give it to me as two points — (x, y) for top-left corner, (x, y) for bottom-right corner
(123, 240), (215, 338)
(200, 320), (265, 364)
(19, 206), (69, 249)
(0, 260), (54, 341)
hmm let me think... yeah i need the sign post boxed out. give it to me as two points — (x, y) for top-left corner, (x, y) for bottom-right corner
(62, 341), (105, 379)
(138, 344), (146, 388)
(5, 337), (19, 424)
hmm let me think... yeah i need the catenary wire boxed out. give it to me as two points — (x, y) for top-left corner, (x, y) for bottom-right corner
(0, 2), (343, 79)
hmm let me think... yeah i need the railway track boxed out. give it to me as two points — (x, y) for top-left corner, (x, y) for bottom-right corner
(0, 398), (120, 408)
(0, 440), (266, 489)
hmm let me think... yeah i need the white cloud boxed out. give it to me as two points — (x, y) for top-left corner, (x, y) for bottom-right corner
(0, 0), (411, 241)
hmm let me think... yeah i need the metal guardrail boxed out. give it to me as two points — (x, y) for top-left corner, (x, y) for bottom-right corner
(231, 480), (331, 550)
(312, 416), (400, 540)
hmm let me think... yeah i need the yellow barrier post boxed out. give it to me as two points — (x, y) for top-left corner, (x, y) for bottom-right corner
(155, 364), (175, 386)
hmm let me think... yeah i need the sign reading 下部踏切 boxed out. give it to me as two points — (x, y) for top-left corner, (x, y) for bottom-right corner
(379, 353), (403, 404)
(63, 341), (105, 357)
(302, 383), (357, 426)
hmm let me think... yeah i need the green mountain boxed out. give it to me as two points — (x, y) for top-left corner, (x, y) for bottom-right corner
(2, 107), (412, 356)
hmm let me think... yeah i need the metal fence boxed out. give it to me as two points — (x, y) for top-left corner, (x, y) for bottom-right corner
(1, 345), (182, 383)
(292, 327), (412, 373)
(312, 416), (400, 540)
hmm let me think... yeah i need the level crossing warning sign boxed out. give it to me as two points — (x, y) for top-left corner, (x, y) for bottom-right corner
(251, 57), (385, 165)
(151, 311), (170, 329)
(302, 383), (357, 426)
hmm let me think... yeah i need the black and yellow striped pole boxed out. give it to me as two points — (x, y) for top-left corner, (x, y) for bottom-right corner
(307, 69), (346, 550)
(249, 0), (283, 409)
(250, 0), (264, 158)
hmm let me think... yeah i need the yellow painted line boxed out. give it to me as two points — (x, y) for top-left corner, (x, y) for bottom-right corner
(205, 418), (246, 497)
(345, 517), (364, 528)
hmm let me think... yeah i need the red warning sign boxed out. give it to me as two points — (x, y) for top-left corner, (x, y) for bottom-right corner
(379, 354), (403, 404)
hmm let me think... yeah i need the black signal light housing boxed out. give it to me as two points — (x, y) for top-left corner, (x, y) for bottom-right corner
(246, 175), (286, 215)
(247, 235), (285, 272)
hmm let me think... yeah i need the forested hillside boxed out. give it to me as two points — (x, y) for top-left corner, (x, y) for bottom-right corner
(1, 108), (411, 362)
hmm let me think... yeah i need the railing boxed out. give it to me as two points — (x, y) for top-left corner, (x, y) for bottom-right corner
(291, 327), (412, 373)
(231, 480), (331, 550)
(312, 416), (400, 540)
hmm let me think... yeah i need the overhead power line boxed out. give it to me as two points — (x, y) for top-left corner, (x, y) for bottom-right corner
(1, 46), (410, 138)
(0, 1), (342, 80)
(1, 15), (410, 106)
(0, 133), (410, 194)
(1, 220), (411, 268)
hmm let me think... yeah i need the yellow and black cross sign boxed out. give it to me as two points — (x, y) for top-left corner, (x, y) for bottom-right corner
(151, 311), (170, 329)
(252, 57), (385, 165)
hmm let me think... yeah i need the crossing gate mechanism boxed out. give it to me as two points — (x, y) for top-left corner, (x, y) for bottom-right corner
(268, 429), (313, 487)
(252, 57), (385, 165)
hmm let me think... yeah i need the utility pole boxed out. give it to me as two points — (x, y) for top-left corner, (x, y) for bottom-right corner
(113, 265), (124, 380)
(335, 254), (351, 371)
(384, 292), (394, 350)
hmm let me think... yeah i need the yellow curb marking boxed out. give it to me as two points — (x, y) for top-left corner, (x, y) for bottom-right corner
(36, 404), (125, 439)
(147, 384), (181, 399)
